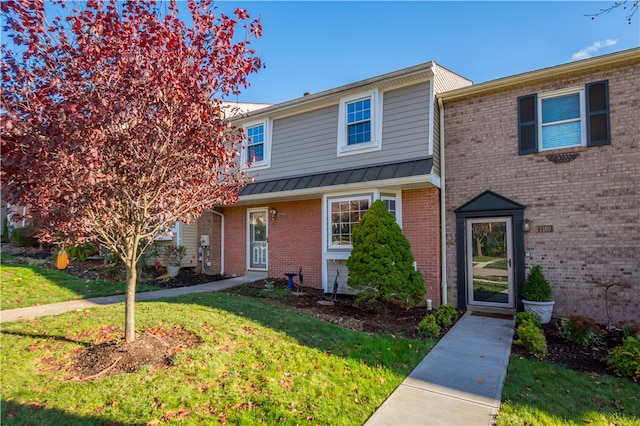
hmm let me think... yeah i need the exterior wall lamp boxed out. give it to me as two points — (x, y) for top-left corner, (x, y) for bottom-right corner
(523, 218), (531, 232)
(270, 208), (277, 221)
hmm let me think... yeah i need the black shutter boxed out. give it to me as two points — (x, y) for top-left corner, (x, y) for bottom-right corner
(518, 94), (538, 154)
(586, 80), (610, 146)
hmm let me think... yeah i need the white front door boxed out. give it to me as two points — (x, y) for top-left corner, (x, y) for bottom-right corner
(248, 209), (268, 270)
(466, 217), (514, 308)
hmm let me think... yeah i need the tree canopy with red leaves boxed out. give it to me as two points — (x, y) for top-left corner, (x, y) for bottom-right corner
(1, 0), (262, 341)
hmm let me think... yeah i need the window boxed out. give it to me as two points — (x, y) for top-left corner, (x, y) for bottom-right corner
(327, 193), (399, 249)
(329, 196), (371, 248)
(347, 98), (371, 145)
(337, 90), (382, 156)
(540, 91), (583, 150)
(518, 81), (610, 155)
(242, 120), (271, 168)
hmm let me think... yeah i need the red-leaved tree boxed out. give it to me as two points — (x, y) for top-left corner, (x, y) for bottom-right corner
(1, 0), (262, 342)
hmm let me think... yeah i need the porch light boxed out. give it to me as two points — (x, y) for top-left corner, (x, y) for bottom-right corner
(270, 208), (277, 221)
(523, 218), (531, 232)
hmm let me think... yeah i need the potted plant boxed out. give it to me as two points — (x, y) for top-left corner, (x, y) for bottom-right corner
(522, 264), (555, 324)
(164, 245), (186, 277)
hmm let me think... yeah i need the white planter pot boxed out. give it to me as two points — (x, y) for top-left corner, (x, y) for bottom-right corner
(522, 299), (555, 324)
(167, 265), (180, 277)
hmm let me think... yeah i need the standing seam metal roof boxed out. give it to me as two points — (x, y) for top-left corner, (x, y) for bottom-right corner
(239, 157), (433, 196)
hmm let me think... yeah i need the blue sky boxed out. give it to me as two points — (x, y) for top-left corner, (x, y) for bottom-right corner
(216, 1), (640, 104)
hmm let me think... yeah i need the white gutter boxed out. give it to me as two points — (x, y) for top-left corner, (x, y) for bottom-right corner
(438, 97), (447, 306)
(212, 210), (225, 275)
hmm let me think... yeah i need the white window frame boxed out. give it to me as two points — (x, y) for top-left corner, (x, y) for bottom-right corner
(327, 194), (372, 249)
(242, 119), (271, 169)
(325, 190), (401, 251)
(538, 87), (586, 151)
(337, 90), (383, 157)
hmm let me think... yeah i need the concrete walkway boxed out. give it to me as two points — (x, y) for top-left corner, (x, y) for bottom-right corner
(1, 279), (515, 425)
(0, 276), (257, 323)
(366, 311), (515, 426)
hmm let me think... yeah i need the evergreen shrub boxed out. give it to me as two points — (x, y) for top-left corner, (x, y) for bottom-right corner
(346, 200), (425, 307)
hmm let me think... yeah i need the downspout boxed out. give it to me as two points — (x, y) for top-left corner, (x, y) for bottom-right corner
(438, 97), (448, 305)
(212, 210), (225, 275)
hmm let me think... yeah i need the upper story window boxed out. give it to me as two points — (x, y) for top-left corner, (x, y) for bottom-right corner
(518, 80), (610, 155)
(337, 90), (383, 156)
(347, 98), (371, 145)
(242, 120), (271, 169)
(540, 90), (583, 150)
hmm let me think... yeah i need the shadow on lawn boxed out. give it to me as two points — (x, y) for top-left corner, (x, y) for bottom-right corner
(1, 329), (92, 347)
(1, 400), (125, 426)
(160, 292), (434, 372)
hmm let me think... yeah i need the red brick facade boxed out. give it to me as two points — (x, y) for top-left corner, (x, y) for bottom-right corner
(199, 188), (441, 300)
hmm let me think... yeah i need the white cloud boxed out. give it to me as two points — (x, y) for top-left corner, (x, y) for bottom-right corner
(571, 39), (618, 60)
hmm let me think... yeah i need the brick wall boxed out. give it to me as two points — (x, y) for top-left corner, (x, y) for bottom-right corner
(443, 62), (640, 324)
(214, 189), (441, 299)
(402, 187), (441, 306)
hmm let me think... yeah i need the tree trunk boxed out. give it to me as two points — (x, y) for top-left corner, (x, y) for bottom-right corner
(124, 257), (138, 343)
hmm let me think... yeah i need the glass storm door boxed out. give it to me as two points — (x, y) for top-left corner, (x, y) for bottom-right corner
(248, 209), (268, 270)
(466, 217), (514, 307)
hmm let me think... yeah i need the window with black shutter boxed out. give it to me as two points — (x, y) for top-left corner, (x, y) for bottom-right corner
(586, 80), (610, 146)
(517, 80), (610, 154)
(518, 94), (537, 155)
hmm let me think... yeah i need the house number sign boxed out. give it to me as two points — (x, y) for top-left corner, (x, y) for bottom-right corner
(537, 225), (553, 233)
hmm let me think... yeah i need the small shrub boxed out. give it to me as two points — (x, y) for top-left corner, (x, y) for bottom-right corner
(522, 265), (552, 302)
(10, 226), (39, 247)
(515, 322), (547, 359)
(417, 314), (441, 338)
(619, 320), (640, 338)
(433, 304), (458, 328)
(515, 311), (542, 328)
(559, 315), (603, 347)
(67, 242), (99, 261)
(604, 336), (640, 380)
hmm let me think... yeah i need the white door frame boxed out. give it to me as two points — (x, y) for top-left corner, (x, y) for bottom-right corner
(246, 208), (268, 271)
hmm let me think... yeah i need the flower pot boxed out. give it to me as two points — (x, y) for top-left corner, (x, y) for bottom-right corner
(167, 265), (180, 277)
(522, 299), (555, 324)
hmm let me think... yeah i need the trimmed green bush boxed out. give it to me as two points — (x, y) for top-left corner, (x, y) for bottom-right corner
(523, 265), (552, 302)
(10, 226), (39, 247)
(434, 304), (458, 328)
(417, 314), (441, 338)
(515, 311), (542, 328)
(346, 200), (425, 307)
(515, 322), (547, 359)
(604, 336), (640, 379)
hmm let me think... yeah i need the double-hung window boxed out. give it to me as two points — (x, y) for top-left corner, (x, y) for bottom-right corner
(540, 90), (583, 150)
(243, 120), (271, 169)
(337, 90), (382, 156)
(518, 80), (610, 154)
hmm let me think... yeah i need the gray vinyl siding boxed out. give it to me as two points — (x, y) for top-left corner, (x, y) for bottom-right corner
(252, 81), (433, 182)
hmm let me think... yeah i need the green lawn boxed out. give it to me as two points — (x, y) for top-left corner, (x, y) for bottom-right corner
(1, 292), (435, 425)
(1, 262), (162, 310)
(497, 356), (640, 425)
